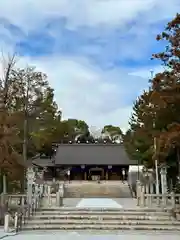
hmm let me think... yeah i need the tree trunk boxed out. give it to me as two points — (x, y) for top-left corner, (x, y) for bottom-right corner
(2, 175), (7, 194)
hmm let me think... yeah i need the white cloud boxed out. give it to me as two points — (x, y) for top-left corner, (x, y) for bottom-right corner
(15, 55), (148, 131)
(0, 0), (178, 131)
(0, 0), (179, 31)
(0, 0), (178, 64)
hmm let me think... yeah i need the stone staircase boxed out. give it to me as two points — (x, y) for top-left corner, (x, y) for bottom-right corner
(64, 181), (132, 198)
(23, 207), (180, 231)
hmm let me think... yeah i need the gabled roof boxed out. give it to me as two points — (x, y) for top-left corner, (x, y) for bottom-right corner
(27, 155), (55, 168)
(54, 143), (136, 165)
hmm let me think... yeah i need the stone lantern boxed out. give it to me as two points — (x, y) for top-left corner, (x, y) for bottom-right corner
(27, 167), (35, 184)
(160, 165), (167, 194)
(142, 167), (151, 193)
(27, 167), (35, 205)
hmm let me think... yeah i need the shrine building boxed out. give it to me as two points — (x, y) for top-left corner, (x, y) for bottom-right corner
(31, 143), (136, 181)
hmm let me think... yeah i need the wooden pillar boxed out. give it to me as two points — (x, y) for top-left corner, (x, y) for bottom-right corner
(81, 165), (86, 180)
(102, 169), (104, 180)
(106, 171), (109, 180)
(84, 172), (87, 180)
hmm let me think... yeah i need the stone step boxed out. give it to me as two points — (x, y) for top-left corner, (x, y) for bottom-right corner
(31, 214), (175, 220)
(36, 209), (173, 216)
(22, 224), (180, 231)
(65, 194), (129, 198)
(36, 211), (172, 217)
(27, 219), (180, 225)
(37, 207), (172, 212)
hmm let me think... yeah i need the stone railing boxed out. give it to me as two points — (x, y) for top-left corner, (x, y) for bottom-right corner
(41, 183), (64, 207)
(136, 181), (180, 208)
(1, 183), (44, 233)
(0, 193), (27, 231)
(2, 182), (65, 233)
(0, 193), (27, 227)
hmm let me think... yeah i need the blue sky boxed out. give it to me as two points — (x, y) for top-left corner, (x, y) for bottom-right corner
(0, 0), (179, 133)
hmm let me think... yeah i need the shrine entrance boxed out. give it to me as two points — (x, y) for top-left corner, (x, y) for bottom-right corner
(89, 167), (104, 180)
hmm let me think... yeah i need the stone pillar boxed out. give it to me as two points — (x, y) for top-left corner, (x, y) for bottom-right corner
(160, 167), (167, 194)
(14, 212), (18, 232)
(48, 185), (51, 206)
(27, 168), (35, 206)
(136, 180), (141, 206)
(44, 184), (48, 196)
(56, 191), (60, 206)
(59, 184), (64, 206)
(4, 213), (10, 232)
(145, 183), (149, 194)
(140, 184), (145, 207)
(40, 184), (43, 197)
(56, 184), (64, 207)
(35, 184), (39, 208)
(160, 167), (167, 206)
(150, 183), (154, 194)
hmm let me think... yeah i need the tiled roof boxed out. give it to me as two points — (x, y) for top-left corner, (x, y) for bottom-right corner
(27, 156), (55, 168)
(54, 143), (136, 165)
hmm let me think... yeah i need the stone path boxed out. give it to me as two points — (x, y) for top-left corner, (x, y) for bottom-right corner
(61, 198), (81, 207)
(114, 198), (138, 208)
(62, 197), (175, 209)
(0, 228), (16, 239)
(4, 231), (180, 240)
(62, 197), (138, 208)
(76, 198), (122, 208)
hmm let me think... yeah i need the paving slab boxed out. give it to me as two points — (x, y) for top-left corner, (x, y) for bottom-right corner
(114, 198), (139, 208)
(0, 228), (16, 239)
(5, 231), (180, 240)
(62, 198), (81, 207)
(76, 198), (122, 208)
(63, 197), (137, 208)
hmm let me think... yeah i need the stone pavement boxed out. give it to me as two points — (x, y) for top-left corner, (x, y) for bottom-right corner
(0, 228), (16, 239)
(76, 198), (122, 208)
(114, 198), (138, 208)
(62, 198), (81, 207)
(62, 197), (138, 208)
(4, 231), (180, 240)
(63, 197), (174, 209)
